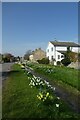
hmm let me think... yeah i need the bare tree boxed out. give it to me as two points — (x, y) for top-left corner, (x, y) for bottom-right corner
(24, 50), (32, 60)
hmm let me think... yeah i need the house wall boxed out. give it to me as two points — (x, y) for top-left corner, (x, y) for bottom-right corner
(46, 43), (65, 62)
(56, 46), (67, 51)
(29, 55), (34, 61)
(30, 49), (46, 62)
(34, 49), (46, 60)
(71, 47), (80, 53)
(46, 42), (80, 65)
(46, 42), (55, 61)
(55, 46), (67, 62)
(56, 51), (64, 62)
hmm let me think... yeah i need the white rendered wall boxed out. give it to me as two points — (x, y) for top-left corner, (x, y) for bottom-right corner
(71, 47), (80, 53)
(46, 42), (80, 64)
(46, 42), (55, 61)
(56, 46), (67, 51)
(46, 43), (65, 62)
(56, 51), (64, 62)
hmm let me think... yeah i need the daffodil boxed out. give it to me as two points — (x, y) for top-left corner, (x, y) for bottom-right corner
(46, 92), (49, 97)
(44, 97), (47, 100)
(38, 96), (41, 100)
(56, 104), (59, 108)
(39, 93), (43, 98)
(57, 97), (60, 100)
(53, 87), (56, 91)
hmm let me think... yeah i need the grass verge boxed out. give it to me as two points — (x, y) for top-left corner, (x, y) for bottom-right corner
(2, 64), (80, 119)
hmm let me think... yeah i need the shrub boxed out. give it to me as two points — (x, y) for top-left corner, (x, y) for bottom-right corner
(61, 47), (71, 66)
(78, 53), (80, 62)
(61, 57), (71, 66)
(2, 57), (10, 62)
(57, 61), (61, 65)
(37, 58), (49, 64)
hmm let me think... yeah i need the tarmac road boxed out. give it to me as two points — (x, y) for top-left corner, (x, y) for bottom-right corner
(0, 63), (14, 81)
(0, 63), (14, 120)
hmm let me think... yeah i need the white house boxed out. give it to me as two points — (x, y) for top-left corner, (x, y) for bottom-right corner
(46, 41), (80, 65)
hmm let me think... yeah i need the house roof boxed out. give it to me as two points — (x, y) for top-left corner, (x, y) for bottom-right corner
(50, 41), (80, 47)
(31, 48), (46, 55)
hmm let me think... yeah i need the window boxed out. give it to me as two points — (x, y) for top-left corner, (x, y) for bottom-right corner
(47, 49), (49, 52)
(51, 55), (54, 60)
(61, 55), (64, 58)
(51, 47), (53, 51)
(58, 55), (60, 59)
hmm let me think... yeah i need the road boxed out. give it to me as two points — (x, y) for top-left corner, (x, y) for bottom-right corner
(0, 63), (14, 81)
(0, 63), (14, 119)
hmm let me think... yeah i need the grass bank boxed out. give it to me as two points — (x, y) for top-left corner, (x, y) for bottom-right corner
(2, 64), (80, 119)
(26, 63), (80, 91)
(26, 62), (80, 112)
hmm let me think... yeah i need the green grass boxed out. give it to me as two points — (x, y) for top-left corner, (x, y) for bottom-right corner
(2, 64), (80, 119)
(27, 63), (80, 91)
(26, 63), (80, 111)
(0, 86), (2, 120)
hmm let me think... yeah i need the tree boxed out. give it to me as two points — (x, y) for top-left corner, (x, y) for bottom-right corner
(37, 58), (49, 64)
(68, 52), (78, 62)
(78, 52), (80, 62)
(0, 54), (2, 63)
(2, 53), (15, 62)
(61, 46), (71, 66)
(24, 50), (32, 60)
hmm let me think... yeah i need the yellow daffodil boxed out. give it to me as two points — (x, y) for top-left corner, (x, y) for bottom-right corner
(39, 93), (43, 98)
(56, 104), (59, 108)
(37, 96), (41, 100)
(46, 92), (49, 97)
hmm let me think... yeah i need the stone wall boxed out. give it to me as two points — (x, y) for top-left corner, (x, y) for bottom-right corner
(68, 62), (80, 69)
(29, 48), (46, 62)
(33, 49), (46, 61)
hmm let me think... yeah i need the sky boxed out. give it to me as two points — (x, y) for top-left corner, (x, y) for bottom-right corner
(0, 2), (2, 54)
(2, 2), (78, 57)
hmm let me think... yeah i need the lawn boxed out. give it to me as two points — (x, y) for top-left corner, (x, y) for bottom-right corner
(2, 64), (80, 119)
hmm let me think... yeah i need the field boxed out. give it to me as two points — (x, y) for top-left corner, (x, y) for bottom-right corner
(2, 63), (80, 119)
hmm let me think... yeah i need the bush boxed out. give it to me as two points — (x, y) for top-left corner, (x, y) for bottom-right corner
(57, 61), (61, 65)
(2, 57), (10, 62)
(61, 47), (71, 66)
(37, 58), (49, 64)
(78, 53), (80, 62)
(61, 57), (71, 66)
